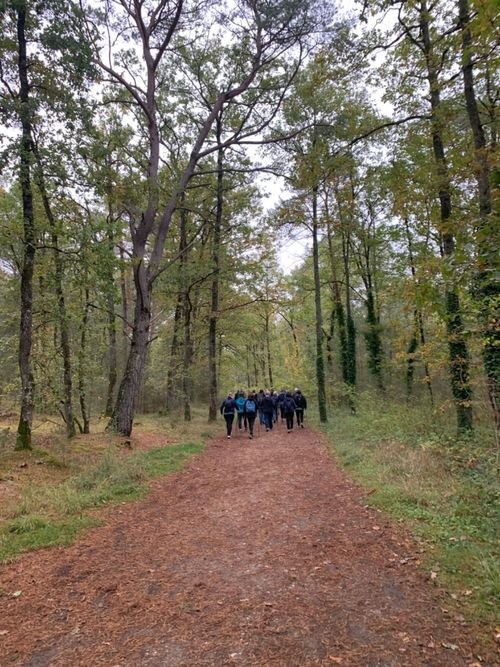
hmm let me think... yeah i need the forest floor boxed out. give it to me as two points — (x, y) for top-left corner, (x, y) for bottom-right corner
(0, 422), (497, 667)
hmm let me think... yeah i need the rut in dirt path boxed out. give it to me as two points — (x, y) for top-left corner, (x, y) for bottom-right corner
(0, 425), (494, 666)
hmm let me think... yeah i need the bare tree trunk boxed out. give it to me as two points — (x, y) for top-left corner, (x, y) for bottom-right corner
(420, 0), (473, 430)
(16, 4), (36, 450)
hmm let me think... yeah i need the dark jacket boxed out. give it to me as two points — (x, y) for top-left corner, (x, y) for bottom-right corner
(260, 395), (274, 414)
(294, 392), (307, 409)
(220, 398), (236, 415)
(283, 396), (296, 414)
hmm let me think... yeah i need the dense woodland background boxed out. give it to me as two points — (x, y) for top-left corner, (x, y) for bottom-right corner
(0, 0), (498, 446)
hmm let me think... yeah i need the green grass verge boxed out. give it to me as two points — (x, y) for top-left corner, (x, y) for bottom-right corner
(0, 441), (204, 563)
(321, 394), (499, 625)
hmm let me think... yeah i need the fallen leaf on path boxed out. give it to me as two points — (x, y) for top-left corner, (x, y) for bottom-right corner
(12, 591), (22, 598)
(441, 641), (459, 650)
(328, 657), (343, 664)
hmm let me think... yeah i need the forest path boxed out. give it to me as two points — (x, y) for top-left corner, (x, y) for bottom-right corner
(0, 423), (494, 666)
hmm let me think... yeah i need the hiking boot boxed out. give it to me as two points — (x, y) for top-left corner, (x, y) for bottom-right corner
(227, 435), (231, 439)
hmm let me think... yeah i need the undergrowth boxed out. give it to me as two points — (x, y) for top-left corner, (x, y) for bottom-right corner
(321, 393), (499, 625)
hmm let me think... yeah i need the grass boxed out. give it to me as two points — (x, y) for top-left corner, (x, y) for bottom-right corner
(0, 412), (210, 563)
(320, 393), (499, 625)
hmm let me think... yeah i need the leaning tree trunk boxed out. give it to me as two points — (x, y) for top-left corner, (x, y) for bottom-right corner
(420, 0), (473, 430)
(15, 4), (36, 450)
(312, 185), (327, 422)
(458, 0), (498, 431)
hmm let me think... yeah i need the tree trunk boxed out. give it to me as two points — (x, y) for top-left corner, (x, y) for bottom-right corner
(107, 261), (151, 436)
(340, 213), (356, 389)
(208, 132), (224, 422)
(458, 0), (498, 431)
(265, 311), (274, 388)
(179, 203), (192, 422)
(420, 0), (473, 430)
(15, 4), (36, 450)
(404, 218), (434, 405)
(364, 286), (384, 390)
(104, 217), (117, 418)
(312, 185), (327, 422)
(166, 293), (183, 413)
(32, 146), (75, 438)
(78, 288), (91, 433)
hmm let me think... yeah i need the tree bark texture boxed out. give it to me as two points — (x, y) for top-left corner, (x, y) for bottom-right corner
(15, 4), (36, 450)
(108, 261), (151, 436)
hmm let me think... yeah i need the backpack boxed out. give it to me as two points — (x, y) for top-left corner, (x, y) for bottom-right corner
(245, 399), (256, 414)
(235, 396), (246, 413)
(284, 397), (295, 413)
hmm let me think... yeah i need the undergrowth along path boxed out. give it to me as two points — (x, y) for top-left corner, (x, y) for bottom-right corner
(0, 424), (496, 666)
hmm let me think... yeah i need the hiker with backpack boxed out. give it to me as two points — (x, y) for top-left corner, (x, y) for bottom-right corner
(235, 392), (247, 431)
(244, 392), (258, 439)
(283, 391), (297, 432)
(293, 389), (307, 428)
(260, 390), (275, 431)
(220, 393), (237, 439)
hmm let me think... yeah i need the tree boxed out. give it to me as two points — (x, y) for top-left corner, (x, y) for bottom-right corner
(82, 0), (329, 435)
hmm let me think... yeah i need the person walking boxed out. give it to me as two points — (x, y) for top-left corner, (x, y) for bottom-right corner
(261, 390), (274, 431)
(220, 393), (237, 439)
(283, 391), (297, 432)
(244, 392), (258, 439)
(256, 389), (266, 425)
(293, 388), (307, 428)
(235, 392), (247, 431)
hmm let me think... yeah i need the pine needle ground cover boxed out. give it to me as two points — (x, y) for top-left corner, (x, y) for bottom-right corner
(321, 394), (499, 625)
(0, 410), (215, 563)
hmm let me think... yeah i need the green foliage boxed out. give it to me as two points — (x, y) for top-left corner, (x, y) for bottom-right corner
(322, 395), (499, 623)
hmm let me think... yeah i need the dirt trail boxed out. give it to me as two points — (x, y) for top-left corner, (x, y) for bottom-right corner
(0, 425), (496, 666)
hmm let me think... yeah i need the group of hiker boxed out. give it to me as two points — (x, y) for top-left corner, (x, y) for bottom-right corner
(220, 388), (308, 439)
